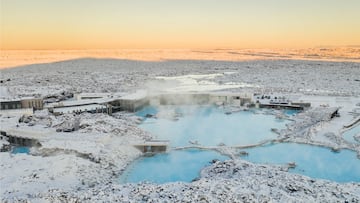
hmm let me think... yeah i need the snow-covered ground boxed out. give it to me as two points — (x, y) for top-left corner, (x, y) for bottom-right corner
(1, 58), (360, 202)
(0, 111), (149, 201)
(0, 59), (359, 97)
(28, 160), (360, 202)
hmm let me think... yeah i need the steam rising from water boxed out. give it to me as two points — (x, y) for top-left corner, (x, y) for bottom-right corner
(137, 106), (289, 147)
(145, 73), (258, 95)
(154, 73), (259, 93)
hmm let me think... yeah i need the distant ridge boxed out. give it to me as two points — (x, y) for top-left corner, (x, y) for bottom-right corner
(1, 47), (359, 69)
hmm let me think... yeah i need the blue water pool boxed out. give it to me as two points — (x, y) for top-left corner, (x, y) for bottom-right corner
(11, 146), (30, 154)
(283, 109), (299, 116)
(136, 106), (158, 117)
(343, 125), (360, 143)
(120, 149), (227, 184)
(123, 105), (360, 183)
(242, 143), (360, 182)
(137, 105), (289, 147)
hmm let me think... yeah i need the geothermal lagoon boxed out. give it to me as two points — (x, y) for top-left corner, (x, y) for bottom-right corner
(121, 105), (360, 184)
(135, 105), (290, 147)
(121, 149), (227, 183)
(243, 143), (360, 182)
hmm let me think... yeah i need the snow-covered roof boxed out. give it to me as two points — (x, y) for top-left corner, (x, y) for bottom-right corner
(20, 97), (39, 100)
(75, 92), (126, 99)
(0, 96), (37, 103)
(210, 91), (253, 97)
(0, 98), (22, 102)
(75, 93), (112, 97)
(45, 97), (117, 108)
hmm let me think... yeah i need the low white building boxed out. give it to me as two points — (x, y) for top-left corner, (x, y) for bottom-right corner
(52, 104), (108, 115)
(209, 92), (253, 106)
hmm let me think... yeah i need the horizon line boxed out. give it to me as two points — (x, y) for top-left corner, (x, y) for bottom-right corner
(2, 45), (360, 51)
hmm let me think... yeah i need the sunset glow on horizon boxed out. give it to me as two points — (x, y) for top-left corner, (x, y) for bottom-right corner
(1, 0), (360, 50)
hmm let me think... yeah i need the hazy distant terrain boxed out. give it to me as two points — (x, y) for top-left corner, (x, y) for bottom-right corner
(1, 47), (360, 69)
(1, 58), (359, 99)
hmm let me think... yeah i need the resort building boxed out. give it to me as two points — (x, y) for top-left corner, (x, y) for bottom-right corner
(20, 97), (44, 110)
(74, 93), (123, 100)
(52, 104), (109, 115)
(109, 90), (149, 112)
(0, 97), (43, 110)
(0, 99), (22, 110)
(43, 90), (312, 116)
(210, 92), (253, 106)
(45, 98), (115, 115)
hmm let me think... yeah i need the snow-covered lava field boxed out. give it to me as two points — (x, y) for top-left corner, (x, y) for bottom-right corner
(1, 57), (360, 202)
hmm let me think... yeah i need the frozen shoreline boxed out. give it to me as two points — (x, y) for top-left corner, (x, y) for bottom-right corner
(25, 159), (360, 202)
(1, 58), (360, 201)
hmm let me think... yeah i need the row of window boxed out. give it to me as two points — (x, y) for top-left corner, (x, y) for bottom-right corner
(0, 100), (43, 110)
(1, 103), (22, 109)
(27, 100), (42, 108)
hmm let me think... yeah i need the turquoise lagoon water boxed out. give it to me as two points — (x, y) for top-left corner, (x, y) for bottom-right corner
(121, 149), (227, 183)
(242, 143), (360, 182)
(121, 105), (360, 183)
(11, 146), (30, 154)
(136, 105), (289, 147)
(343, 125), (360, 143)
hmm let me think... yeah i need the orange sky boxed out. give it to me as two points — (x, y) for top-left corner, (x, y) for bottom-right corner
(1, 0), (360, 50)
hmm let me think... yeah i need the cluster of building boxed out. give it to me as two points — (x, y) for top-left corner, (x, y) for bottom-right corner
(44, 90), (149, 115)
(0, 91), (311, 117)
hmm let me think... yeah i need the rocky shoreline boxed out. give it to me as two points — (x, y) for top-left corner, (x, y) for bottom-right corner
(9, 160), (359, 202)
